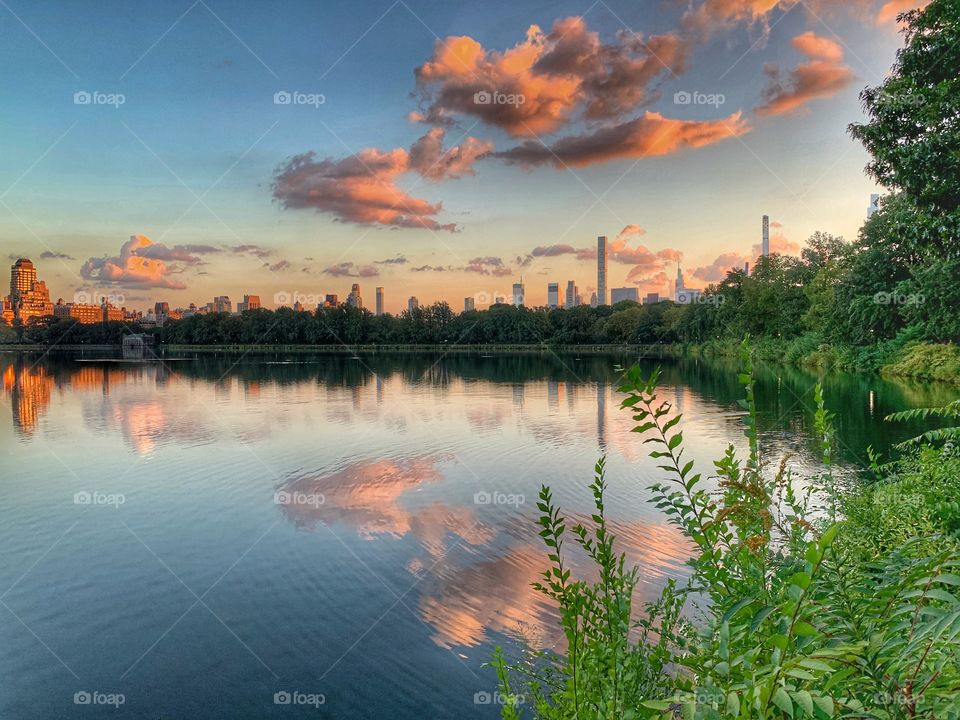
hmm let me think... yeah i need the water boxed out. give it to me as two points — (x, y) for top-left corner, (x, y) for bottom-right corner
(1, 350), (956, 718)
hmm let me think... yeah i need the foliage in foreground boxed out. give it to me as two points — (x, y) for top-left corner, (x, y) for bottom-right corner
(493, 340), (960, 719)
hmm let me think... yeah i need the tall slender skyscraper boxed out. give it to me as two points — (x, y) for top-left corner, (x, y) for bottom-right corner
(512, 279), (525, 307)
(347, 283), (363, 309)
(565, 280), (578, 309)
(597, 235), (607, 306)
(375, 287), (384, 316)
(547, 282), (559, 309)
(762, 215), (770, 257)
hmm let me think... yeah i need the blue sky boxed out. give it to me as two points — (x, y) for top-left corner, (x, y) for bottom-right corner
(0, 0), (914, 311)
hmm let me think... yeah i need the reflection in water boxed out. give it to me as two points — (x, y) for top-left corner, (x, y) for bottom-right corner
(1, 349), (958, 718)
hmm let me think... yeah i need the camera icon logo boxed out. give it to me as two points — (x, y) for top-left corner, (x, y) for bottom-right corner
(474, 491), (492, 505)
(274, 91), (292, 105)
(274, 691), (291, 705)
(74, 491), (92, 505)
(873, 291), (891, 305)
(673, 90), (692, 105)
(274, 291), (291, 305)
(273, 491), (291, 505)
(73, 91), (92, 105)
(74, 691), (92, 705)
(474, 691), (492, 704)
(473, 91), (492, 105)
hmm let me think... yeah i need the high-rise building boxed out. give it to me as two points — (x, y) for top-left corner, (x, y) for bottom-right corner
(868, 193), (880, 219)
(54, 299), (102, 324)
(644, 292), (660, 305)
(512, 280), (525, 307)
(589, 292), (598, 308)
(154, 302), (170, 318)
(212, 296), (232, 313)
(346, 283), (362, 309)
(762, 215), (770, 257)
(547, 282), (560, 309)
(597, 236), (607, 306)
(101, 299), (123, 322)
(464, 296), (475, 312)
(610, 287), (639, 304)
(375, 287), (384, 316)
(565, 281), (578, 309)
(744, 261), (750, 276)
(8, 259), (53, 323)
(407, 296), (419, 312)
(237, 295), (260, 312)
(494, 294), (506, 305)
(324, 294), (338, 308)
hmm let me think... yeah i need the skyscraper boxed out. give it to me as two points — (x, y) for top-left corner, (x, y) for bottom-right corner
(762, 215), (770, 257)
(565, 281), (578, 309)
(464, 296), (475, 312)
(9, 259), (53, 323)
(868, 193), (880, 219)
(375, 287), (384, 316)
(610, 287), (639, 304)
(213, 295), (232, 313)
(237, 295), (260, 312)
(597, 235), (607, 306)
(547, 282), (559, 309)
(346, 283), (362, 309)
(512, 280), (525, 307)
(407, 296), (419, 312)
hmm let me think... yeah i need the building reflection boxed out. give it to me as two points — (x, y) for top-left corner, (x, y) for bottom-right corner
(3, 359), (53, 435)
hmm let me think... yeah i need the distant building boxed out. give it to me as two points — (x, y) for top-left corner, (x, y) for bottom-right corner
(8, 258), (53, 323)
(237, 295), (260, 312)
(644, 293), (660, 305)
(674, 266), (702, 305)
(464, 297), (475, 312)
(762, 215), (770, 257)
(293, 301), (304, 312)
(597, 236), (607, 306)
(101, 300), (123, 322)
(590, 292), (598, 308)
(744, 261), (750, 276)
(213, 295), (232, 313)
(565, 281), (578, 309)
(494, 294), (506, 305)
(512, 280), (524, 307)
(54, 299), (102, 324)
(547, 282), (560, 309)
(868, 193), (880, 219)
(324, 294), (338, 308)
(610, 287), (639, 304)
(407, 296), (419, 312)
(375, 287), (384, 316)
(346, 284), (362, 309)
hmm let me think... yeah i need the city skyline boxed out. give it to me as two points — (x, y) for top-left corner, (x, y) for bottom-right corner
(0, 0), (921, 312)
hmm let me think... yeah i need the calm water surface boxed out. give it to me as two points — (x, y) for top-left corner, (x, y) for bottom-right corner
(1, 350), (956, 719)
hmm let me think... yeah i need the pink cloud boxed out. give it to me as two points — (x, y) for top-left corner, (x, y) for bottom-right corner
(81, 235), (188, 289)
(497, 111), (750, 168)
(755, 32), (854, 116)
(876, 0), (930, 24)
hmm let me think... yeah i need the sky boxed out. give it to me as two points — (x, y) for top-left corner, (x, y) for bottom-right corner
(0, 0), (926, 313)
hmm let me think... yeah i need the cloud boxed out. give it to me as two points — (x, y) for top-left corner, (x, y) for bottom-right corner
(752, 231), (800, 257)
(496, 111), (750, 168)
(40, 250), (75, 260)
(682, 0), (797, 33)
(273, 129), (487, 232)
(132, 242), (221, 265)
(229, 244), (273, 258)
(323, 262), (379, 277)
(613, 224), (645, 245)
(531, 244), (595, 260)
(876, 0), (930, 24)
(375, 255), (409, 265)
(81, 235), (187, 289)
(692, 251), (750, 282)
(755, 32), (854, 116)
(413, 17), (688, 137)
(464, 256), (513, 276)
(411, 264), (450, 272)
(408, 127), (494, 181)
(626, 269), (672, 295)
(268, 260), (291, 272)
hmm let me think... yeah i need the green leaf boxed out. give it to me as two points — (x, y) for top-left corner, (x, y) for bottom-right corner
(772, 687), (794, 717)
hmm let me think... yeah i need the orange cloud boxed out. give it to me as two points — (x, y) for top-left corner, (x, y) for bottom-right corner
(755, 32), (854, 116)
(81, 235), (188, 289)
(682, 0), (797, 33)
(273, 128), (487, 231)
(876, 0), (930, 24)
(414, 17), (689, 138)
(497, 111), (750, 168)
